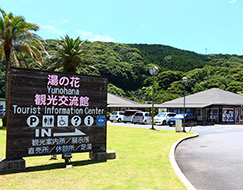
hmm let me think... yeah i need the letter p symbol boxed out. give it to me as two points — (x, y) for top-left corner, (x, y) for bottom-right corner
(27, 115), (39, 127)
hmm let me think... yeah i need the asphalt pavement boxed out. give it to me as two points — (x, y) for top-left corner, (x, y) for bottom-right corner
(175, 124), (243, 190)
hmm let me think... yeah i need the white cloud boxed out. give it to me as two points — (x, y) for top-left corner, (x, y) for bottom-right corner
(61, 19), (69, 24)
(77, 30), (115, 42)
(229, 0), (236, 3)
(41, 25), (66, 36)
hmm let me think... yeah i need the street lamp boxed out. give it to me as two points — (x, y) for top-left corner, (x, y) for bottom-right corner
(149, 66), (159, 130)
(182, 77), (187, 132)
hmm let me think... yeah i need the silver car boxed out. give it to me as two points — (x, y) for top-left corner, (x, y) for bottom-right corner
(132, 112), (152, 124)
(109, 111), (124, 122)
(123, 110), (141, 123)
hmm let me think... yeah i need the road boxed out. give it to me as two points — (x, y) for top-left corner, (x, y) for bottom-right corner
(175, 124), (243, 190)
(108, 121), (243, 189)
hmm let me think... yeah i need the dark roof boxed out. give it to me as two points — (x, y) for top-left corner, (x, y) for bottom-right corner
(160, 88), (243, 108)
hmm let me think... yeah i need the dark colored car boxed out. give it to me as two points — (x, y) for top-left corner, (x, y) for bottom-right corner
(168, 113), (197, 127)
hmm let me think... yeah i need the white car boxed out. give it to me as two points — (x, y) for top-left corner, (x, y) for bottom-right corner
(132, 112), (152, 124)
(154, 112), (176, 125)
(109, 111), (124, 122)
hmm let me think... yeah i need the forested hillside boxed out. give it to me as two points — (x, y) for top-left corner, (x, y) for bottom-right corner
(129, 44), (211, 72)
(0, 40), (242, 103)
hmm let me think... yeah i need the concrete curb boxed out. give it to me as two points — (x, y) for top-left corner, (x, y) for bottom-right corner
(169, 133), (199, 190)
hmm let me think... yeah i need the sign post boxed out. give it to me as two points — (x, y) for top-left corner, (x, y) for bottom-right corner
(2, 68), (109, 170)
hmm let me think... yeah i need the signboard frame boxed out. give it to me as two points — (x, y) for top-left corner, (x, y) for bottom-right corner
(6, 68), (108, 159)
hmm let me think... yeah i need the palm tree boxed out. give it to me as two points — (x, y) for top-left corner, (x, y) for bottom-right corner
(0, 9), (47, 113)
(48, 35), (95, 73)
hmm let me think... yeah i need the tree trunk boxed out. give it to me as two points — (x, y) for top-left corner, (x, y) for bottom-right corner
(4, 47), (11, 116)
(67, 63), (77, 73)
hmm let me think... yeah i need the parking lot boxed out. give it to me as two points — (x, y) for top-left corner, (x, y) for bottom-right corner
(109, 110), (197, 129)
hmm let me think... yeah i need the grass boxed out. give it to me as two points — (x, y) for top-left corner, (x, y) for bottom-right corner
(0, 125), (193, 190)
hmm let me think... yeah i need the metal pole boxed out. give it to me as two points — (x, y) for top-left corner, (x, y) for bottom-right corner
(149, 65), (158, 130)
(151, 74), (155, 130)
(183, 82), (186, 132)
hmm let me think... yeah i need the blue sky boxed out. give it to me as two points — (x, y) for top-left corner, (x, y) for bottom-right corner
(1, 0), (243, 55)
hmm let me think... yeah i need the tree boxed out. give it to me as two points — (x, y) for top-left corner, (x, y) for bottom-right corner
(226, 81), (243, 93)
(0, 9), (47, 111)
(157, 70), (183, 90)
(47, 35), (91, 73)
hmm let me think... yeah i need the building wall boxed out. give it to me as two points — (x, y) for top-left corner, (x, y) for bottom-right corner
(168, 106), (243, 125)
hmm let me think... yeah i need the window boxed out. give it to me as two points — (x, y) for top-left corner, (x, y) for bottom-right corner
(168, 113), (176, 117)
(135, 113), (143, 116)
(222, 108), (234, 122)
(125, 111), (138, 116)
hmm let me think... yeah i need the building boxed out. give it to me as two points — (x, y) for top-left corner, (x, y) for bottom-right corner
(159, 88), (243, 125)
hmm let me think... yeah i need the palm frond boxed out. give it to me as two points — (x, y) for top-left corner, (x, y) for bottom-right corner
(0, 9), (47, 69)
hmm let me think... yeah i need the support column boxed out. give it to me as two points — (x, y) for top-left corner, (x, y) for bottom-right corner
(202, 108), (206, 125)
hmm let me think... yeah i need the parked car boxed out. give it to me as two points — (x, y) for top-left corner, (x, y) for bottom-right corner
(0, 109), (5, 118)
(123, 110), (141, 123)
(109, 111), (124, 122)
(154, 112), (176, 125)
(168, 113), (197, 127)
(132, 111), (152, 124)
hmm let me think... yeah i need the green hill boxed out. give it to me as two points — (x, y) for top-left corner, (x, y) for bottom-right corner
(0, 40), (243, 103)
